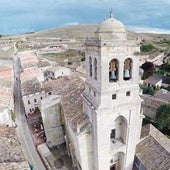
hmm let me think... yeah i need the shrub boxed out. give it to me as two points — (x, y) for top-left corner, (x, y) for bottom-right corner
(155, 104), (170, 130)
(140, 44), (155, 52)
(67, 61), (73, 65)
(81, 56), (85, 61)
(11, 112), (16, 122)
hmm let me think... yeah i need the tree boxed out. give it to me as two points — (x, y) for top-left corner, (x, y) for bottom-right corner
(159, 60), (170, 73)
(155, 104), (170, 130)
(141, 62), (154, 72)
(141, 62), (155, 79)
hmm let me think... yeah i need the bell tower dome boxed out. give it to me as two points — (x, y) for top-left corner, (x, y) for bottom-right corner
(83, 13), (143, 170)
(95, 13), (127, 41)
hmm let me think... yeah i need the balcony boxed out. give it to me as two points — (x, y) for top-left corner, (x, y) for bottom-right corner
(110, 138), (126, 155)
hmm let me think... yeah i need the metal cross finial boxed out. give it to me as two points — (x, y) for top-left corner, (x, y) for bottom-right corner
(109, 9), (113, 18)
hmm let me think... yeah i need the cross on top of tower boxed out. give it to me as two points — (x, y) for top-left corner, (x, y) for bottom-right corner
(109, 9), (113, 18)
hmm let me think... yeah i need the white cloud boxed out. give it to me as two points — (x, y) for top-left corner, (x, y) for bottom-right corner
(126, 25), (170, 34)
(63, 22), (79, 26)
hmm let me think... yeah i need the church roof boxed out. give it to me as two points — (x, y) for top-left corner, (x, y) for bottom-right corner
(96, 16), (126, 33)
(42, 73), (85, 131)
(136, 124), (170, 170)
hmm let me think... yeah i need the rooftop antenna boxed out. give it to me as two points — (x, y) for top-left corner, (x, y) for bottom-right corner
(109, 9), (113, 18)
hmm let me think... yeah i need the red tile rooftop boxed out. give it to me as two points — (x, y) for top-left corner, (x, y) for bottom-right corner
(153, 90), (170, 103)
(144, 75), (162, 85)
(0, 126), (30, 169)
(136, 124), (170, 169)
(0, 68), (12, 81)
(21, 68), (42, 81)
(0, 86), (12, 111)
(18, 51), (39, 68)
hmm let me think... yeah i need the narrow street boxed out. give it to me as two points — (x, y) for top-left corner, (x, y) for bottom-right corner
(13, 52), (46, 170)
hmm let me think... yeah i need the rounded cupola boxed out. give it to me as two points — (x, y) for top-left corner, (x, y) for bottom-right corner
(96, 17), (126, 33)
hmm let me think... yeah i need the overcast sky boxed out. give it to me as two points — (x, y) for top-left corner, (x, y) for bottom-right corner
(1, 0), (170, 34)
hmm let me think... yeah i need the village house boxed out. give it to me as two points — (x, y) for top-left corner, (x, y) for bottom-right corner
(43, 66), (71, 81)
(143, 75), (162, 88)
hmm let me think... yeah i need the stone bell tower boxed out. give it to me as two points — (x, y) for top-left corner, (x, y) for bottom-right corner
(83, 13), (143, 170)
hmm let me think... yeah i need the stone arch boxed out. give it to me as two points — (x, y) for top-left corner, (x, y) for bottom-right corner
(89, 57), (92, 77)
(123, 58), (133, 81)
(110, 115), (128, 144)
(110, 152), (125, 170)
(109, 59), (119, 82)
(94, 58), (97, 80)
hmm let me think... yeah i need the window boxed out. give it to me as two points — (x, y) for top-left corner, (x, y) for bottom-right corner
(94, 58), (97, 80)
(110, 165), (116, 170)
(112, 94), (117, 100)
(94, 91), (96, 97)
(48, 92), (52, 95)
(109, 59), (118, 82)
(40, 96), (43, 100)
(28, 100), (30, 104)
(126, 91), (130, 96)
(89, 57), (92, 77)
(30, 109), (32, 112)
(34, 98), (37, 103)
(110, 129), (115, 139)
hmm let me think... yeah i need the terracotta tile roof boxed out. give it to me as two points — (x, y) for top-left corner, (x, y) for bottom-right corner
(21, 68), (43, 81)
(136, 124), (170, 170)
(0, 162), (30, 170)
(0, 68), (13, 111)
(153, 90), (170, 103)
(0, 68), (12, 81)
(42, 74), (85, 131)
(0, 87), (11, 111)
(21, 78), (44, 96)
(18, 51), (39, 69)
(144, 75), (162, 85)
(0, 126), (29, 170)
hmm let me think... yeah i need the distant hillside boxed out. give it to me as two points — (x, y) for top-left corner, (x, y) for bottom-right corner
(30, 24), (170, 40)
(1, 24), (170, 62)
(30, 24), (98, 38)
(29, 24), (170, 57)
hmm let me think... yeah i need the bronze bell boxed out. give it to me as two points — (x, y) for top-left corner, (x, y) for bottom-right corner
(124, 69), (130, 80)
(110, 71), (116, 80)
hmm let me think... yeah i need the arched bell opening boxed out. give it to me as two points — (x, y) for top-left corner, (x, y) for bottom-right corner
(89, 57), (92, 77)
(123, 58), (132, 81)
(109, 59), (119, 82)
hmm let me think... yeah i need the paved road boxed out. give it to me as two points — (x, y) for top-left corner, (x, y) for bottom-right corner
(13, 53), (46, 170)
